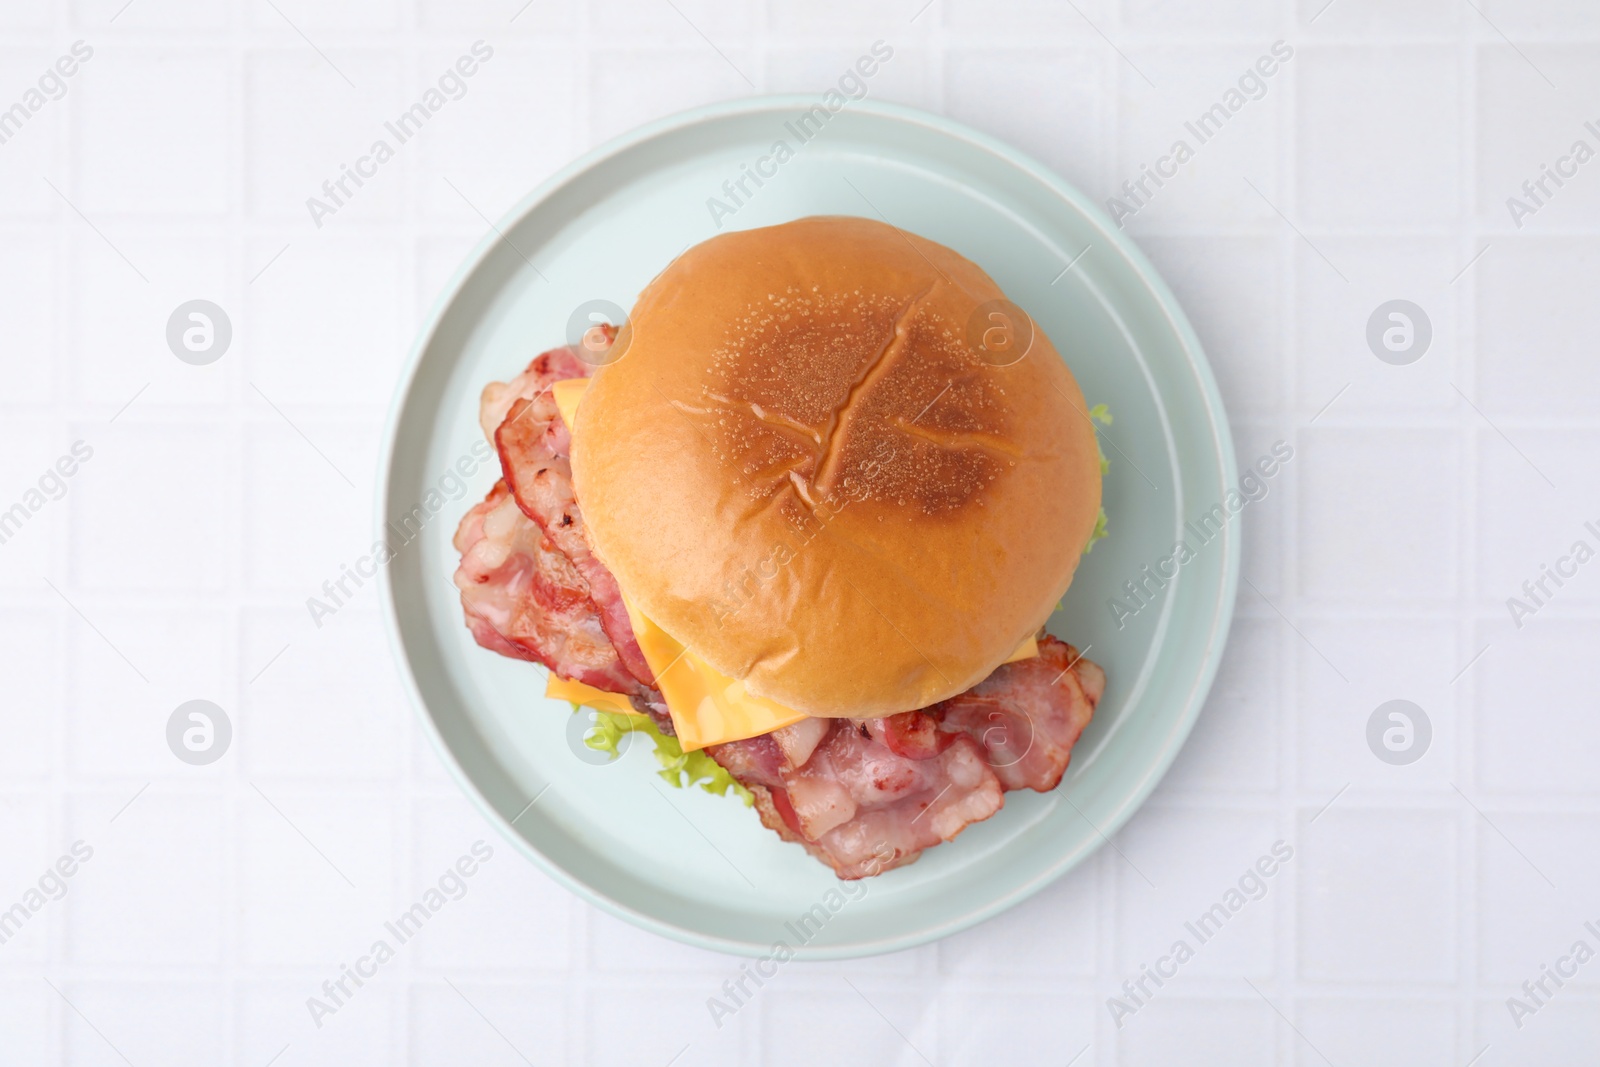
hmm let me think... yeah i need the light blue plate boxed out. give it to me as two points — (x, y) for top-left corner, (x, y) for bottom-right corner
(378, 96), (1239, 959)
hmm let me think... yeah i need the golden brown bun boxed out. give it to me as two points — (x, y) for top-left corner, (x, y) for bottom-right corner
(569, 215), (1101, 717)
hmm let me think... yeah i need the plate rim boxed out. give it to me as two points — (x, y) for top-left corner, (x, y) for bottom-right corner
(376, 93), (1241, 959)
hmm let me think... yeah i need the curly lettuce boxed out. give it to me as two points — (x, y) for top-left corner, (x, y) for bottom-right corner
(575, 707), (753, 806)
(1083, 403), (1112, 553)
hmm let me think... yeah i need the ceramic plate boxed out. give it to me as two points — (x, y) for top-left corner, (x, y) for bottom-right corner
(378, 95), (1239, 959)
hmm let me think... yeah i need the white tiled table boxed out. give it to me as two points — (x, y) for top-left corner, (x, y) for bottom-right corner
(2, 1), (1597, 1064)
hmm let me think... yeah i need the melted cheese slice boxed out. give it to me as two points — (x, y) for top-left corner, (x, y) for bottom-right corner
(545, 674), (641, 717)
(547, 376), (1038, 750)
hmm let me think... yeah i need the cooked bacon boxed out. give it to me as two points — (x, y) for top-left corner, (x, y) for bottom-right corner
(494, 390), (655, 688)
(474, 338), (655, 689)
(710, 718), (1004, 879)
(866, 710), (957, 760)
(703, 641), (1104, 877)
(477, 343), (595, 441)
(770, 717), (832, 770)
(451, 481), (640, 695)
(931, 636), (1102, 791)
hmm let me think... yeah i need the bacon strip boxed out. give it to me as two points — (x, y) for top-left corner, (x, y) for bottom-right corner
(930, 636), (1103, 792)
(478, 344), (594, 442)
(489, 345), (656, 690)
(705, 639), (1103, 878)
(711, 718), (1004, 878)
(451, 481), (640, 695)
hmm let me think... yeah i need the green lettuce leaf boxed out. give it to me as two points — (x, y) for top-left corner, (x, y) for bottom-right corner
(1085, 402), (1111, 551)
(575, 706), (754, 806)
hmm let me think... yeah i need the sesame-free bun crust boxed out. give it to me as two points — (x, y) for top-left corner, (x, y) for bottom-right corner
(569, 216), (1101, 717)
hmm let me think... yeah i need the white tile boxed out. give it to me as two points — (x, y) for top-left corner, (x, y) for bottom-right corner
(1164, 617), (1279, 792)
(0, 795), (53, 963)
(1294, 618), (1458, 789)
(1117, 50), (1287, 232)
(1476, 47), (1600, 231)
(1296, 808), (1457, 982)
(64, 793), (225, 965)
(238, 792), (393, 965)
(68, 422), (230, 591)
(244, 235), (405, 406)
(940, 992), (1095, 1065)
(414, 47), (577, 223)
(1476, 812), (1599, 985)
(587, 49), (754, 147)
(1476, 621), (1600, 794)
(244, 51), (405, 223)
(0, 228), (55, 403)
(1116, 807), (1283, 979)
(1299, 0), (1465, 32)
(0, 48), (69, 217)
(766, 48), (932, 112)
(247, 0), (399, 30)
(1474, 995), (1600, 1067)
(944, 0), (1110, 34)
(241, 609), (403, 780)
(0, 3), (49, 26)
(1475, 429), (1600, 604)
(769, 0), (930, 35)
(69, 236), (235, 406)
(1478, 0), (1600, 35)
(418, 0), (575, 30)
(73, 50), (231, 214)
(1295, 998), (1458, 1067)
(0, 608), (61, 780)
(762, 989), (931, 1067)
(590, 0), (752, 37)
(241, 420), (377, 593)
(1294, 238), (1463, 412)
(1296, 47), (1461, 227)
(1477, 238), (1600, 416)
(1139, 236), (1281, 413)
(1296, 0), (1461, 34)
(74, 0), (230, 27)
(1297, 428), (1459, 603)
(408, 982), (566, 1067)
(408, 798), (572, 970)
(1123, 0), (1280, 33)
(1233, 423), (1294, 601)
(592, 983), (744, 1067)
(0, 981), (55, 1065)
(67, 607), (230, 776)
(60, 981), (226, 1067)
(945, 50), (1106, 200)
(1114, 996), (1278, 1066)
(0, 420), (70, 585)
(940, 856), (1097, 976)
(236, 981), (397, 1067)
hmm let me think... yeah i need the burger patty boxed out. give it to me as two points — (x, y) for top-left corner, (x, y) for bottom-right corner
(454, 345), (1105, 878)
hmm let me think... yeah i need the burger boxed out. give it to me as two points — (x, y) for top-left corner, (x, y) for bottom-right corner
(453, 215), (1107, 879)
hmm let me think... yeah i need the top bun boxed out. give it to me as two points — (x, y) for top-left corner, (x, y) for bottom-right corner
(569, 216), (1101, 718)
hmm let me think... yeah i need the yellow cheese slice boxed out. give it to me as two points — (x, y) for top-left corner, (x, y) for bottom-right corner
(619, 591), (809, 750)
(545, 674), (642, 717)
(551, 377), (588, 432)
(546, 376), (1039, 750)
(1005, 635), (1038, 664)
